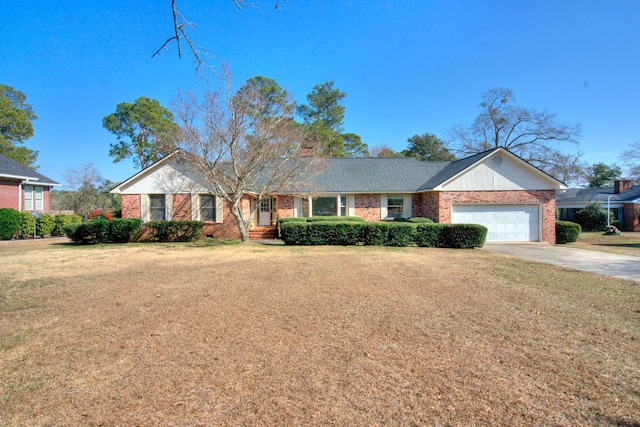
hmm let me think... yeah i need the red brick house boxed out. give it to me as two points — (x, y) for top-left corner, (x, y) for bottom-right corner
(0, 154), (60, 212)
(110, 147), (567, 243)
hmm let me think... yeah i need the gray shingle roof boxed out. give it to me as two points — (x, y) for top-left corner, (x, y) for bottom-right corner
(557, 186), (640, 203)
(0, 154), (59, 185)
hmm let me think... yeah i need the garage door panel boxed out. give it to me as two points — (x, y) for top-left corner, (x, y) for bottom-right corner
(451, 204), (539, 242)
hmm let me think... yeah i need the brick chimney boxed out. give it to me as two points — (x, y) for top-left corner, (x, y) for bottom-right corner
(613, 179), (634, 194)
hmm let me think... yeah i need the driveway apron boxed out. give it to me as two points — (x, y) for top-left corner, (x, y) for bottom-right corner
(481, 243), (640, 282)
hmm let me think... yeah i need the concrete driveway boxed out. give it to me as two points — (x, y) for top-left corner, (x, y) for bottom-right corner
(481, 243), (640, 282)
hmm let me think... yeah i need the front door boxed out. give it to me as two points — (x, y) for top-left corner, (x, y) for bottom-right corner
(258, 198), (273, 226)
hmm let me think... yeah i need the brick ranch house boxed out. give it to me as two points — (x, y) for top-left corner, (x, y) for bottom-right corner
(0, 153), (60, 212)
(110, 147), (567, 243)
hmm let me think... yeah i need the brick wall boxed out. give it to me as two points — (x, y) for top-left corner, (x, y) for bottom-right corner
(623, 204), (640, 232)
(172, 194), (191, 220)
(277, 195), (294, 219)
(0, 179), (20, 209)
(436, 190), (556, 243)
(122, 194), (141, 219)
(354, 194), (381, 222)
(414, 192), (439, 220)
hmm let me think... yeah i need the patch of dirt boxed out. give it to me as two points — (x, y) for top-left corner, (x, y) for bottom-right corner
(1, 243), (639, 426)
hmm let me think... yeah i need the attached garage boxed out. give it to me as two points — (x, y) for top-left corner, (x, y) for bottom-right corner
(451, 204), (540, 242)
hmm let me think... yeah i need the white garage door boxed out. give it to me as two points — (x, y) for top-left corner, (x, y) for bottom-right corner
(451, 204), (539, 242)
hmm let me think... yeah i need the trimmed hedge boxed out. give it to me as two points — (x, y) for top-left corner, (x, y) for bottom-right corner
(437, 224), (487, 248)
(0, 208), (22, 240)
(408, 217), (434, 224)
(145, 220), (204, 242)
(19, 211), (36, 237)
(305, 216), (366, 223)
(555, 220), (581, 244)
(108, 218), (144, 243)
(278, 217), (308, 224)
(386, 222), (418, 246)
(279, 219), (487, 248)
(64, 218), (144, 244)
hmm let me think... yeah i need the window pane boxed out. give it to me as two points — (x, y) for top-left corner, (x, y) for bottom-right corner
(387, 195), (404, 218)
(24, 186), (33, 210)
(149, 195), (165, 221)
(313, 197), (337, 216)
(301, 197), (309, 217)
(200, 195), (216, 222)
(35, 187), (44, 210)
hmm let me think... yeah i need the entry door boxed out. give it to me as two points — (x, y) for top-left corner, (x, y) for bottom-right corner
(258, 198), (272, 226)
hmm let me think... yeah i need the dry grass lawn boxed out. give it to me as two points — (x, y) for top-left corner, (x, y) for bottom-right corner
(1, 239), (639, 426)
(567, 231), (640, 257)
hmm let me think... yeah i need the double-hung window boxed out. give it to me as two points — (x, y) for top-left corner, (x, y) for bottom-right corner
(199, 194), (216, 222)
(24, 186), (34, 210)
(149, 195), (166, 221)
(35, 187), (44, 210)
(386, 195), (404, 218)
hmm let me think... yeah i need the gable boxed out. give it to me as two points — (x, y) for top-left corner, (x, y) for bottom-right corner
(113, 157), (209, 194)
(436, 151), (564, 191)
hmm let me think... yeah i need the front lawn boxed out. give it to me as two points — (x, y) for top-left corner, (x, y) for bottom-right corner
(1, 243), (638, 426)
(567, 231), (640, 257)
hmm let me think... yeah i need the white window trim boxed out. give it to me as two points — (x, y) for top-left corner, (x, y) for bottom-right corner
(381, 194), (412, 220)
(24, 186), (34, 211)
(294, 194), (354, 218)
(191, 193), (223, 223)
(35, 187), (44, 210)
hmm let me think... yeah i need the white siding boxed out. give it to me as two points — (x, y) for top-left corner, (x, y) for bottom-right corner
(441, 154), (557, 191)
(118, 159), (207, 195)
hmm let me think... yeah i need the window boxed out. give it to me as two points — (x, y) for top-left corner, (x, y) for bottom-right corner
(387, 195), (404, 218)
(24, 186), (33, 210)
(149, 195), (166, 221)
(340, 196), (347, 217)
(35, 187), (44, 210)
(312, 196), (338, 216)
(200, 195), (216, 222)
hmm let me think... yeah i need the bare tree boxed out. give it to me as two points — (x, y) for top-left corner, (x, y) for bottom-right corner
(449, 88), (583, 179)
(620, 141), (640, 181)
(174, 66), (322, 242)
(153, 1), (282, 74)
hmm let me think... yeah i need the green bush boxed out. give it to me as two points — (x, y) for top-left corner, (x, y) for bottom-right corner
(386, 222), (418, 246)
(408, 217), (434, 224)
(280, 221), (309, 245)
(360, 222), (390, 246)
(146, 220), (204, 242)
(63, 222), (82, 240)
(66, 219), (109, 244)
(555, 220), (581, 244)
(278, 217), (308, 224)
(575, 203), (608, 232)
(306, 216), (365, 223)
(0, 208), (22, 240)
(437, 224), (487, 248)
(19, 211), (36, 238)
(36, 213), (55, 237)
(611, 219), (623, 229)
(108, 218), (143, 243)
(414, 223), (444, 247)
(52, 213), (83, 236)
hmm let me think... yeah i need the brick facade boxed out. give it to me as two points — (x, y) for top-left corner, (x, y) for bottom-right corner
(0, 179), (20, 209)
(277, 195), (295, 219)
(122, 194), (141, 219)
(354, 194), (382, 222)
(172, 194), (191, 220)
(623, 204), (640, 232)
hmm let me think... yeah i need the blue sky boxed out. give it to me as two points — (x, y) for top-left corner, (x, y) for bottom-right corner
(2, 1), (639, 188)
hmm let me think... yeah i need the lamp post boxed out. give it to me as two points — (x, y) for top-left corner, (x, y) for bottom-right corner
(607, 195), (611, 227)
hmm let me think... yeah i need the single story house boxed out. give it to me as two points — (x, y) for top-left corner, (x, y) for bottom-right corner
(556, 179), (640, 231)
(110, 147), (567, 243)
(0, 153), (60, 212)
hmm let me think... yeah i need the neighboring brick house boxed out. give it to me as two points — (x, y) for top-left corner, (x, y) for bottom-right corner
(110, 147), (567, 243)
(0, 154), (60, 212)
(557, 179), (640, 232)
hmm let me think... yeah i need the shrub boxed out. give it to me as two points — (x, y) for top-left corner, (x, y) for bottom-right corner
(108, 218), (143, 243)
(408, 217), (434, 224)
(280, 221), (309, 245)
(19, 211), (36, 238)
(63, 222), (82, 240)
(278, 217), (308, 224)
(555, 220), (581, 244)
(414, 223), (444, 247)
(146, 220), (204, 242)
(36, 213), (55, 237)
(52, 213), (82, 236)
(360, 222), (390, 246)
(437, 224), (487, 248)
(575, 203), (608, 232)
(0, 208), (22, 240)
(88, 209), (113, 220)
(306, 216), (366, 223)
(65, 219), (109, 244)
(386, 222), (418, 246)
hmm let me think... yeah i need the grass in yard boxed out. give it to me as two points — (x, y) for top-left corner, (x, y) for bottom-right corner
(0, 242), (639, 426)
(567, 231), (640, 257)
